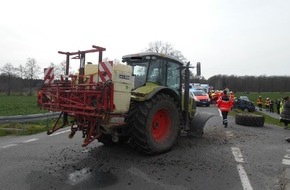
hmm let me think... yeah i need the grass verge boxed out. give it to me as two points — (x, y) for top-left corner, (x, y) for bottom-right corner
(0, 118), (59, 137)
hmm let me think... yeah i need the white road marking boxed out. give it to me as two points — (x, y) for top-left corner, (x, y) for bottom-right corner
(237, 164), (254, 190)
(1, 128), (70, 149)
(284, 154), (290, 159)
(283, 153), (290, 165)
(1, 139), (38, 149)
(128, 167), (190, 190)
(282, 151), (290, 165)
(231, 147), (245, 163)
(23, 138), (39, 143)
(67, 167), (91, 185)
(1, 129), (70, 149)
(282, 159), (290, 165)
(49, 129), (70, 136)
(2, 144), (18, 149)
(231, 147), (253, 190)
(218, 109), (222, 117)
(81, 149), (90, 153)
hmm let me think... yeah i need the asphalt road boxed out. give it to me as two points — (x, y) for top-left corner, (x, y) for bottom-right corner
(0, 106), (289, 190)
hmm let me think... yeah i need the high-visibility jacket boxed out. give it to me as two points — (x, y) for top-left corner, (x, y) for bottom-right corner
(216, 91), (222, 100)
(281, 100), (290, 120)
(217, 95), (233, 112)
(265, 99), (270, 106)
(256, 98), (263, 105)
(280, 101), (285, 115)
(209, 92), (215, 99)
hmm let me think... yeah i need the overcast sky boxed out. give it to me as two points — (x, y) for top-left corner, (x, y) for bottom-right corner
(0, 0), (289, 79)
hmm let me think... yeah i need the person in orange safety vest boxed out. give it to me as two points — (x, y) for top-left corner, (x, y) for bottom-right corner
(215, 90), (222, 101)
(264, 98), (270, 111)
(256, 96), (263, 111)
(217, 90), (233, 128)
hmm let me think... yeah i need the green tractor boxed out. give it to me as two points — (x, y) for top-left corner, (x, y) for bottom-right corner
(122, 52), (196, 153)
(38, 46), (213, 154)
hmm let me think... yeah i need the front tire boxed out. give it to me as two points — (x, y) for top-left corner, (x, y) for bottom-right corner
(130, 93), (179, 154)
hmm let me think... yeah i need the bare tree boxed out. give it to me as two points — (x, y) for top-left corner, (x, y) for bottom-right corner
(24, 58), (41, 95)
(145, 41), (196, 80)
(49, 61), (67, 79)
(58, 60), (66, 75)
(15, 64), (26, 94)
(145, 41), (187, 62)
(16, 64), (25, 79)
(0, 63), (16, 95)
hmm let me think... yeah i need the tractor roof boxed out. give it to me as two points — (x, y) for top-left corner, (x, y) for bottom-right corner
(122, 52), (184, 65)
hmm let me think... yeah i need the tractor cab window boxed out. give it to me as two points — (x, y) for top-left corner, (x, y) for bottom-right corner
(132, 62), (148, 88)
(147, 59), (166, 85)
(167, 61), (180, 94)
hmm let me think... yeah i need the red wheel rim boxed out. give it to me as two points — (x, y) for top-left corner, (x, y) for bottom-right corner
(151, 109), (171, 142)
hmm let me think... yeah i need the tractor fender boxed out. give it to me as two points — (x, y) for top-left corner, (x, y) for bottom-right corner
(145, 86), (180, 103)
(131, 85), (180, 104)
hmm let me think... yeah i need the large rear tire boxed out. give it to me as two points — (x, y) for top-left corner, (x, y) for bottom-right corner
(130, 93), (179, 154)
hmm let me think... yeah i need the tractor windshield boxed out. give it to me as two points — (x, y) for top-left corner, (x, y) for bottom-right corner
(131, 58), (167, 88)
(132, 62), (149, 88)
(147, 59), (166, 85)
(123, 53), (181, 92)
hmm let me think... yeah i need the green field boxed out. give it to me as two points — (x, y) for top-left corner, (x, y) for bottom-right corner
(236, 92), (289, 102)
(0, 94), (47, 116)
(0, 94), (51, 136)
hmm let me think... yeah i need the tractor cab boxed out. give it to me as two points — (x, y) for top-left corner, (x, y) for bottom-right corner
(122, 52), (183, 101)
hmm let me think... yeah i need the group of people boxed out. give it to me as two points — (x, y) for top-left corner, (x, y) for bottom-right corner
(257, 95), (290, 141)
(256, 96), (281, 113)
(216, 91), (290, 131)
